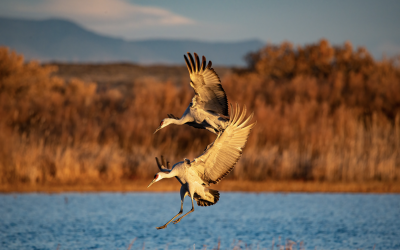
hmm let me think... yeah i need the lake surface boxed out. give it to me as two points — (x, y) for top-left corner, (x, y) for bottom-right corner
(0, 192), (399, 250)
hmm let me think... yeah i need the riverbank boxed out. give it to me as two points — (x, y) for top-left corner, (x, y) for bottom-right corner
(1, 180), (399, 193)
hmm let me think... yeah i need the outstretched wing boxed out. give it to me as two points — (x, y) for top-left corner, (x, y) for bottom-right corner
(191, 104), (256, 185)
(184, 52), (228, 116)
(155, 156), (172, 172)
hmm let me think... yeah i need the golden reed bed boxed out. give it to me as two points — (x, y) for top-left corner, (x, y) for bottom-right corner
(1, 40), (399, 189)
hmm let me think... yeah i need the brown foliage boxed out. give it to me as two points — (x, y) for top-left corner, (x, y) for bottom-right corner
(0, 40), (399, 186)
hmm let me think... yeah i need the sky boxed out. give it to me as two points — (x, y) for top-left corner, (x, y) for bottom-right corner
(1, 0), (399, 59)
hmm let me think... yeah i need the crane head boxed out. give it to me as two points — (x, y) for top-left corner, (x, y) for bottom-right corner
(153, 119), (173, 134)
(153, 120), (165, 134)
(147, 172), (164, 188)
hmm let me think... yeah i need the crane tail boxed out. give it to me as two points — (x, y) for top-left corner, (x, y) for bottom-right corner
(194, 188), (220, 207)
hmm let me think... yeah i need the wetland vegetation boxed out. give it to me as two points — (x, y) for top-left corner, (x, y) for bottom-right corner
(0, 40), (399, 192)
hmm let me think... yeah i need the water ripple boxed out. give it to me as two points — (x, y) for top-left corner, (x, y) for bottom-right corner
(0, 192), (399, 249)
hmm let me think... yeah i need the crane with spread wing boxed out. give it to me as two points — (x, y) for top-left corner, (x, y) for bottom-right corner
(154, 52), (229, 135)
(148, 105), (255, 230)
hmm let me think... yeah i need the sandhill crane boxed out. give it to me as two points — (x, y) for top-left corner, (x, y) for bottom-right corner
(153, 52), (229, 135)
(148, 104), (255, 229)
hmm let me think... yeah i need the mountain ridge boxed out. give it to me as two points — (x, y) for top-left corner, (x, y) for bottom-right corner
(0, 17), (264, 66)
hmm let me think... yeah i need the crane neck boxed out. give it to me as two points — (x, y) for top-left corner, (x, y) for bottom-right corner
(168, 116), (190, 125)
(159, 170), (177, 179)
(180, 113), (194, 124)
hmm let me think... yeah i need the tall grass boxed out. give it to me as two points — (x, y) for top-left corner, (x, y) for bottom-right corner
(0, 39), (399, 186)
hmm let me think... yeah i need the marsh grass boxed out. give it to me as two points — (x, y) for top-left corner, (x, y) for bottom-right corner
(0, 39), (399, 189)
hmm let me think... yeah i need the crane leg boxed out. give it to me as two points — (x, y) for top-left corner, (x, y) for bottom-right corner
(172, 197), (195, 224)
(205, 117), (219, 132)
(156, 199), (184, 230)
(205, 126), (218, 135)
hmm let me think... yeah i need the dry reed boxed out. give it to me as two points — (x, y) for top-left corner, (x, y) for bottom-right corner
(0, 39), (399, 189)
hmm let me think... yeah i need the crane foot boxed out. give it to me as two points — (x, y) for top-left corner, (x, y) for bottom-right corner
(156, 225), (167, 230)
(172, 218), (182, 224)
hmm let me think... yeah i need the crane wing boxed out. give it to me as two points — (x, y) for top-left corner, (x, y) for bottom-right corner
(191, 104), (256, 184)
(184, 52), (229, 116)
(155, 156), (172, 172)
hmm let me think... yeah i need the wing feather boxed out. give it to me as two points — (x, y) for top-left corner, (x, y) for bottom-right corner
(184, 52), (229, 116)
(188, 53), (196, 73)
(184, 55), (192, 74)
(192, 104), (256, 184)
(201, 56), (206, 71)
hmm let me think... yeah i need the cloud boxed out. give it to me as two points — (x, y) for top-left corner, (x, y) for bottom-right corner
(0, 0), (195, 39)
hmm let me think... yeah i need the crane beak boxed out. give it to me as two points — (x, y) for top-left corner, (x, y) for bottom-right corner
(147, 179), (157, 188)
(153, 126), (162, 134)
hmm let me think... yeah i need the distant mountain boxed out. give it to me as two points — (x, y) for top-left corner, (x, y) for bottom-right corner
(0, 17), (264, 66)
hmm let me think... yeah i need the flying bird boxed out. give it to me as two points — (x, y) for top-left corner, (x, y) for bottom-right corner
(154, 52), (229, 135)
(148, 105), (255, 229)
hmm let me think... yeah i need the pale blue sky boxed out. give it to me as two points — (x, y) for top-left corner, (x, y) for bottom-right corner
(1, 0), (399, 58)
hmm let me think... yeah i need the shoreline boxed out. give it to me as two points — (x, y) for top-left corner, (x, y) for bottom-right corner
(1, 180), (399, 193)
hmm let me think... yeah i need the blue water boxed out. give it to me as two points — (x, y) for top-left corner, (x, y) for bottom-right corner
(0, 192), (399, 250)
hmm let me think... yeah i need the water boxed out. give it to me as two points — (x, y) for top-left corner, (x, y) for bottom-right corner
(0, 192), (399, 250)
